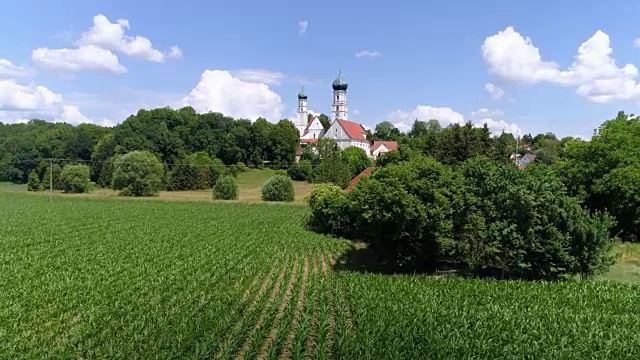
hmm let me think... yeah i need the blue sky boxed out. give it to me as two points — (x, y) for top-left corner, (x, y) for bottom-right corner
(2, 0), (640, 138)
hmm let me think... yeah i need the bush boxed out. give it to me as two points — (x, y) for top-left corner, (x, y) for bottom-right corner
(311, 153), (352, 188)
(274, 169), (287, 176)
(261, 174), (294, 202)
(27, 170), (42, 191)
(341, 146), (372, 177)
(287, 160), (312, 181)
(59, 164), (93, 193)
(112, 151), (164, 196)
(169, 152), (224, 191)
(228, 162), (247, 176)
(307, 155), (614, 280)
(213, 175), (238, 200)
(41, 163), (62, 190)
(307, 183), (354, 237)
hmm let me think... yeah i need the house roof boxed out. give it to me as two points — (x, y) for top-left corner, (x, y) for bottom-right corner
(345, 167), (376, 192)
(336, 119), (368, 141)
(300, 138), (318, 143)
(371, 140), (398, 153)
(304, 116), (317, 131)
(523, 153), (537, 161)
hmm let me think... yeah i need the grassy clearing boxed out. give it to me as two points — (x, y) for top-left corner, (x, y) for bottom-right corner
(0, 169), (315, 204)
(1, 193), (640, 359)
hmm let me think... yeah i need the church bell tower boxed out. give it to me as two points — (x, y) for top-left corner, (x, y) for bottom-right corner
(295, 87), (308, 136)
(331, 70), (348, 121)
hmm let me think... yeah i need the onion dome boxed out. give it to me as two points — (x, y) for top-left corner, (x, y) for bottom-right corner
(297, 87), (307, 99)
(332, 70), (348, 91)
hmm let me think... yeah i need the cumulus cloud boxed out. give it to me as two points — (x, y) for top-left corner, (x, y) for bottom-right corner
(298, 21), (308, 35)
(0, 59), (33, 79)
(54, 104), (91, 124)
(353, 109), (361, 115)
(231, 69), (286, 85)
(485, 82), (506, 100)
(0, 79), (62, 111)
(471, 108), (523, 136)
(32, 45), (126, 74)
(482, 26), (640, 103)
(355, 50), (382, 58)
(32, 13), (181, 74)
(182, 69), (283, 121)
(387, 105), (465, 131)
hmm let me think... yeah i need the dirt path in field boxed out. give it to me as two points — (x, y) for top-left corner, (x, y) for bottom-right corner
(234, 255), (295, 360)
(255, 257), (301, 360)
(278, 257), (309, 360)
(214, 257), (284, 359)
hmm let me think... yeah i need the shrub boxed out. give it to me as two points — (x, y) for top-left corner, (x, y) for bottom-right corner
(341, 146), (372, 177)
(112, 151), (164, 196)
(213, 175), (238, 200)
(41, 163), (63, 190)
(59, 164), (93, 193)
(311, 153), (352, 188)
(307, 183), (354, 237)
(27, 170), (41, 191)
(169, 153), (224, 191)
(274, 169), (287, 176)
(228, 162), (247, 176)
(261, 174), (294, 202)
(287, 160), (312, 181)
(307, 155), (614, 280)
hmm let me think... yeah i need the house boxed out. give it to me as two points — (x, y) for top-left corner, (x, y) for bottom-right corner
(371, 140), (399, 158)
(323, 119), (370, 153)
(517, 153), (537, 167)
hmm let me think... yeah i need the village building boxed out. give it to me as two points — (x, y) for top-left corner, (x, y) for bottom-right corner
(294, 71), (383, 160)
(371, 140), (399, 158)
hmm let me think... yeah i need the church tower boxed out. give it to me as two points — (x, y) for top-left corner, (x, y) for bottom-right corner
(331, 70), (348, 121)
(295, 87), (308, 136)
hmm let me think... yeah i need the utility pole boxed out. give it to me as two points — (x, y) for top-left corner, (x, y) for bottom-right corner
(49, 158), (53, 203)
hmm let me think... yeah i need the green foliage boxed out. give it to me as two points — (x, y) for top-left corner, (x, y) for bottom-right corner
(274, 169), (287, 176)
(307, 183), (354, 236)
(261, 174), (294, 202)
(27, 170), (41, 191)
(228, 161), (247, 177)
(287, 160), (312, 181)
(41, 163), (63, 190)
(59, 164), (93, 193)
(315, 138), (338, 159)
(169, 152), (224, 190)
(311, 153), (353, 188)
(112, 151), (164, 196)
(213, 175), (238, 200)
(309, 155), (614, 280)
(340, 146), (372, 177)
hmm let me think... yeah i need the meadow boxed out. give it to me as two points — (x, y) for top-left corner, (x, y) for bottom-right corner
(1, 192), (640, 359)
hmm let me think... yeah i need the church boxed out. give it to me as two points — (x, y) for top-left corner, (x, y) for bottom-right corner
(293, 71), (373, 159)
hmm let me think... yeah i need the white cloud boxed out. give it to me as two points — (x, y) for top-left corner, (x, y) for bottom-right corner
(0, 79), (62, 111)
(32, 14), (181, 74)
(78, 14), (182, 62)
(231, 69), (286, 85)
(55, 105), (91, 124)
(0, 59), (33, 79)
(482, 26), (640, 103)
(485, 82), (505, 100)
(471, 108), (523, 136)
(355, 50), (382, 58)
(387, 105), (465, 131)
(353, 109), (361, 115)
(298, 21), (308, 35)
(182, 69), (283, 121)
(32, 45), (126, 74)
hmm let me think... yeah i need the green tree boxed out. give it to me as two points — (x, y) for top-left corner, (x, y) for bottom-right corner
(341, 146), (372, 177)
(112, 151), (164, 196)
(59, 164), (93, 193)
(318, 114), (331, 130)
(316, 138), (338, 159)
(311, 153), (353, 188)
(27, 170), (41, 191)
(287, 160), (313, 181)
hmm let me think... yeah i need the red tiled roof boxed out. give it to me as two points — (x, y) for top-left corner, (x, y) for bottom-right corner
(336, 119), (368, 141)
(523, 153), (537, 161)
(300, 138), (318, 143)
(371, 140), (398, 153)
(345, 167), (376, 192)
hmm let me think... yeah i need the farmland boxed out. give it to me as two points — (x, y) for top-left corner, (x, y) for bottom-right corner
(2, 193), (640, 359)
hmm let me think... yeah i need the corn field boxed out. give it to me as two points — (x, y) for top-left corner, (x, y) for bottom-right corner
(1, 193), (639, 359)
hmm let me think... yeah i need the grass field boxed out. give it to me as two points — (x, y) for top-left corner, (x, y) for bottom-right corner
(2, 193), (640, 359)
(0, 169), (315, 204)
